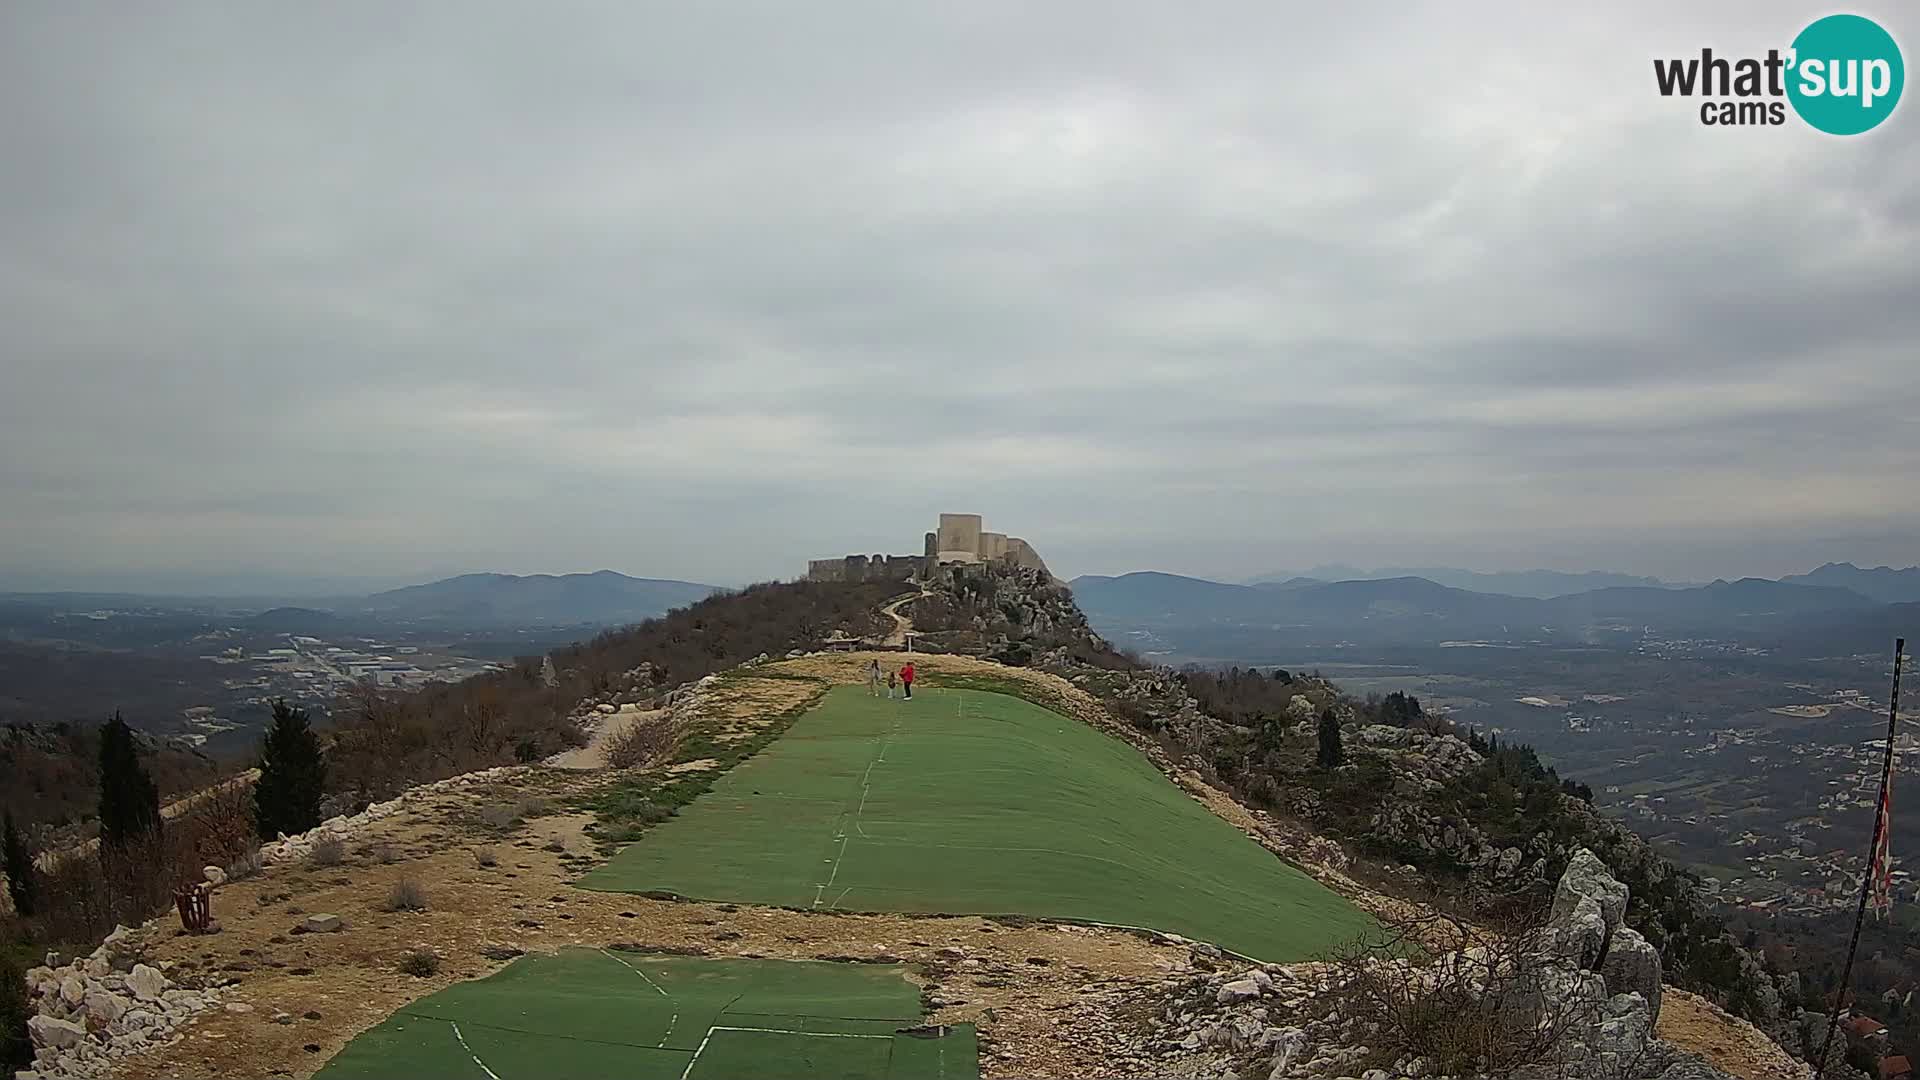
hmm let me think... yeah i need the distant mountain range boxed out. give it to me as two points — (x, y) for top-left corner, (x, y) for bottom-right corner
(1070, 566), (1904, 648)
(1778, 562), (1920, 604)
(354, 571), (720, 626)
(1248, 566), (1677, 599)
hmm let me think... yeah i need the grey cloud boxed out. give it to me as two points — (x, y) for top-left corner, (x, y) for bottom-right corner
(2, 1), (1917, 589)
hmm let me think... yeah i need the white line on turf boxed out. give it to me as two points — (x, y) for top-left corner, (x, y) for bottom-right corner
(449, 1021), (504, 1080)
(814, 713), (899, 906)
(678, 1028), (715, 1080)
(677, 1025), (896, 1080)
(820, 835), (850, 893)
(712, 1025), (894, 1039)
(601, 948), (678, 1047)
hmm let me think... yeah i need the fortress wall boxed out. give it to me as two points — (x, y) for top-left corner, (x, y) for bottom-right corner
(937, 513), (983, 555)
(813, 515), (1043, 580)
(808, 554), (920, 582)
(1004, 538), (1050, 576)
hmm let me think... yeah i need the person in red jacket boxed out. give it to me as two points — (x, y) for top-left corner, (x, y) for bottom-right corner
(899, 662), (915, 700)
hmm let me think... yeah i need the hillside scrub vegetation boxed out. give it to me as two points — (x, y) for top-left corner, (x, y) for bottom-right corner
(325, 580), (897, 802)
(1, 719), (221, 832)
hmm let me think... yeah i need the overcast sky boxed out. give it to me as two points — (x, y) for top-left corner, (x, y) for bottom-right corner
(2, 2), (1916, 592)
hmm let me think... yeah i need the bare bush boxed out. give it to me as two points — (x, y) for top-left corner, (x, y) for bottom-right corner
(514, 797), (551, 819)
(383, 877), (428, 913)
(306, 835), (346, 868)
(365, 841), (399, 865)
(398, 946), (441, 977)
(477, 804), (517, 830)
(472, 847), (497, 868)
(225, 846), (264, 882)
(1319, 900), (1597, 1078)
(604, 716), (681, 770)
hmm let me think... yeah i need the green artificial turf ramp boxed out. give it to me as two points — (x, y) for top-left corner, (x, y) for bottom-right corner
(314, 950), (975, 1080)
(580, 686), (1372, 960)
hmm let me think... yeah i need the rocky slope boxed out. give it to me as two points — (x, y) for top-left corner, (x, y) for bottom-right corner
(1133, 851), (1782, 1080)
(917, 562), (1829, 1077)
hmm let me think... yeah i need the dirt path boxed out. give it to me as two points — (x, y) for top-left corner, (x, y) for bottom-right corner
(547, 706), (667, 770)
(879, 590), (925, 647)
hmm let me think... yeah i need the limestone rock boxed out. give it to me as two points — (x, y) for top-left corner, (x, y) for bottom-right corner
(1553, 847), (1628, 940)
(203, 864), (227, 887)
(1551, 894), (1609, 970)
(1216, 978), (1262, 1005)
(303, 913), (344, 934)
(1600, 926), (1663, 1021)
(1593, 992), (1654, 1060)
(27, 1015), (87, 1049)
(83, 991), (127, 1024)
(126, 964), (166, 1002)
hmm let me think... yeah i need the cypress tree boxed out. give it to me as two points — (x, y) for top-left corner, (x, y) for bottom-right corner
(1, 957), (30, 1075)
(254, 700), (327, 840)
(1316, 707), (1345, 770)
(1, 811), (33, 917)
(97, 711), (161, 848)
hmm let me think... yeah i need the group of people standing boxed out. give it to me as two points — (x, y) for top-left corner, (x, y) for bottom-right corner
(866, 658), (915, 699)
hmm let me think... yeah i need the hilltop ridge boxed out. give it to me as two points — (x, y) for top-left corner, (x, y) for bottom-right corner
(8, 569), (1827, 1080)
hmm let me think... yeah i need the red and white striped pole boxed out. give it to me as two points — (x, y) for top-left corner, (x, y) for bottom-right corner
(1815, 638), (1904, 1079)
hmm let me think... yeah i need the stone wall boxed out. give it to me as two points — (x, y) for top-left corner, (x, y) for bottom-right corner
(806, 554), (922, 583)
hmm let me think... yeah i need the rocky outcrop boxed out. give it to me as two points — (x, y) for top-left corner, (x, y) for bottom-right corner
(259, 764), (524, 863)
(17, 925), (219, 1079)
(1142, 851), (1736, 1080)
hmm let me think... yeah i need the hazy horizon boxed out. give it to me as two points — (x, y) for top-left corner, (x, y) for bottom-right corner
(4, 553), (1914, 601)
(4, 3), (1916, 590)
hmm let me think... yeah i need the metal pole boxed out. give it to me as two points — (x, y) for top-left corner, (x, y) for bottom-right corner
(1815, 638), (1904, 1079)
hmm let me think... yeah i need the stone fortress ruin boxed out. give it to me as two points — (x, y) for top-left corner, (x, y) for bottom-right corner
(806, 513), (1051, 583)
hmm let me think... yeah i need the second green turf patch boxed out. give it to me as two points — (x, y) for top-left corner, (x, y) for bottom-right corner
(580, 686), (1372, 960)
(315, 950), (974, 1080)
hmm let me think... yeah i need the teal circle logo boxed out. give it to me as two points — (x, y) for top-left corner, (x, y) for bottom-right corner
(1787, 14), (1904, 135)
